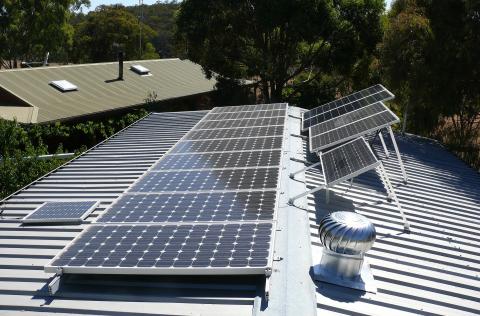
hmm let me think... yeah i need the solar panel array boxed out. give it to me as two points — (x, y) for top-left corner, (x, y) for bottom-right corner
(321, 138), (380, 187)
(302, 84), (394, 130)
(47, 103), (288, 275)
(310, 103), (399, 152)
(22, 201), (98, 224)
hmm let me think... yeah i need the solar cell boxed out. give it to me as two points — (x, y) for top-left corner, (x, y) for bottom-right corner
(321, 138), (379, 186)
(22, 201), (98, 224)
(45, 102), (289, 277)
(210, 103), (287, 114)
(203, 109), (286, 121)
(46, 223), (273, 274)
(184, 126), (284, 140)
(303, 84), (394, 130)
(96, 191), (277, 223)
(152, 150), (281, 170)
(129, 168), (279, 193)
(310, 109), (399, 152)
(170, 137), (283, 154)
(195, 116), (285, 130)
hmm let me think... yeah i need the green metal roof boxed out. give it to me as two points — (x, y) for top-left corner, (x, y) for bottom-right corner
(0, 59), (216, 123)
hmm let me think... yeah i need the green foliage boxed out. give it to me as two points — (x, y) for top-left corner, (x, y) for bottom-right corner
(0, 0), (90, 68)
(0, 109), (148, 199)
(125, 1), (180, 58)
(381, 0), (433, 134)
(0, 119), (66, 198)
(382, 0), (480, 169)
(72, 5), (158, 62)
(176, 0), (384, 105)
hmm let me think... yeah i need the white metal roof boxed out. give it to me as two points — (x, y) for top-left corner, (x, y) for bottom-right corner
(1, 109), (479, 315)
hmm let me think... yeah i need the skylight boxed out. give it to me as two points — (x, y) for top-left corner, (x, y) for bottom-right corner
(130, 64), (151, 76)
(50, 80), (78, 92)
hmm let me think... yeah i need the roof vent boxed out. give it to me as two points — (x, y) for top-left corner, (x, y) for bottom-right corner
(130, 64), (151, 76)
(50, 80), (78, 92)
(313, 212), (377, 292)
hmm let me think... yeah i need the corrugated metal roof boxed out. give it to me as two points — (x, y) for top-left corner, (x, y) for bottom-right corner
(0, 59), (216, 123)
(308, 134), (480, 316)
(0, 111), (263, 315)
(1, 108), (480, 316)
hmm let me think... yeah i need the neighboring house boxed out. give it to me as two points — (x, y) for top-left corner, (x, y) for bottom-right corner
(0, 107), (479, 315)
(0, 59), (217, 123)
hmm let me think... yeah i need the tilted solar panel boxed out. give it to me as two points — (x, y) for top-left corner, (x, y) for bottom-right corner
(310, 106), (399, 152)
(302, 84), (394, 130)
(22, 201), (99, 224)
(321, 138), (380, 187)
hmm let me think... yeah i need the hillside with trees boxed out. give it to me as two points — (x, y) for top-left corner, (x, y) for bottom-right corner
(0, 0), (479, 199)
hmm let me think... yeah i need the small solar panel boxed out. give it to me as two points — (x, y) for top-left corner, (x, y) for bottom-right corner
(203, 109), (286, 121)
(96, 191), (277, 223)
(129, 168), (279, 193)
(195, 117), (285, 130)
(153, 150), (281, 170)
(310, 108), (399, 152)
(210, 103), (287, 114)
(185, 126), (284, 140)
(303, 84), (394, 130)
(170, 137), (283, 154)
(22, 201), (98, 224)
(50, 80), (78, 92)
(46, 223), (273, 274)
(321, 138), (380, 186)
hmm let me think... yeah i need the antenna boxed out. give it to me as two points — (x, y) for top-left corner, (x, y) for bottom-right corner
(139, 0), (143, 58)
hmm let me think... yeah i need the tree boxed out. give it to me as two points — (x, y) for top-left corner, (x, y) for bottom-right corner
(176, 0), (385, 104)
(72, 5), (158, 63)
(126, 1), (180, 58)
(0, 0), (89, 68)
(383, 0), (480, 168)
(381, 0), (433, 134)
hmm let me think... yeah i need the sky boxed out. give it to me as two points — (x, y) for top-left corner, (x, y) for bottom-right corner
(85, 0), (393, 12)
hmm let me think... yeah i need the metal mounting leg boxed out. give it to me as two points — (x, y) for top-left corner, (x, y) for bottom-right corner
(48, 274), (62, 295)
(288, 185), (326, 206)
(387, 126), (408, 184)
(377, 164), (410, 233)
(378, 131), (390, 158)
(289, 161), (322, 179)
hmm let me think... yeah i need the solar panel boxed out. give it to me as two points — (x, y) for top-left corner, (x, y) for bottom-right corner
(203, 109), (286, 121)
(45, 102), (288, 277)
(310, 107), (399, 152)
(321, 138), (380, 186)
(196, 117), (285, 130)
(152, 150), (281, 170)
(184, 126), (284, 140)
(129, 168), (279, 193)
(22, 201), (99, 224)
(96, 191), (277, 223)
(170, 137), (283, 154)
(303, 84), (394, 130)
(45, 223), (273, 274)
(210, 103), (287, 114)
